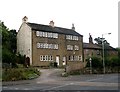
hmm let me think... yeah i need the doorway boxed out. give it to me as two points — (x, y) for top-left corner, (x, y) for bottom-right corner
(56, 56), (60, 66)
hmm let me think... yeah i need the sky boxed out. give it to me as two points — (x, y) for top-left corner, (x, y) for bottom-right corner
(0, 0), (119, 48)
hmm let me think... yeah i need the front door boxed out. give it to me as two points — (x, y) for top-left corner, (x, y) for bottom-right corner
(56, 56), (60, 66)
(63, 57), (66, 65)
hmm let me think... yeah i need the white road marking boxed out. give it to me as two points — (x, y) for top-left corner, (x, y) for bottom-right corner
(3, 87), (7, 88)
(86, 78), (103, 82)
(44, 82), (75, 90)
(14, 88), (19, 90)
(23, 88), (29, 90)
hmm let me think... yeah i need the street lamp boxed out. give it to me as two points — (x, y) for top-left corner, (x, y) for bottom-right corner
(89, 57), (92, 74)
(102, 33), (111, 74)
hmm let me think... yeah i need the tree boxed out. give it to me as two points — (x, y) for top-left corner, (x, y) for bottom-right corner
(94, 37), (110, 45)
(1, 21), (17, 66)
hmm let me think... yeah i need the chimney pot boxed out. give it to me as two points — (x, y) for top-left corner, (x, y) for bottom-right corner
(72, 23), (75, 30)
(49, 20), (54, 27)
(22, 16), (28, 23)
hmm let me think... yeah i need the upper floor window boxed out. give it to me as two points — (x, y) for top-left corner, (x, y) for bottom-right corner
(73, 36), (78, 40)
(66, 35), (78, 40)
(74, 45), (79, 50)
(53, 33), (58, 38)
(37, 43), (58, 50)
(67, 45), (73, 50)
(48, 32), (53, 38)
(36, 31), (40, 36)
(36, 31), (58, 39)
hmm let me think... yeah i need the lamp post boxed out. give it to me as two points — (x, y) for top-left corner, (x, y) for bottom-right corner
(89, 57), (92, 74)
(102, 33), (111, 74)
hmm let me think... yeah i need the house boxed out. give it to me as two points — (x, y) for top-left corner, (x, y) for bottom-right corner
(83, 34), (118, 62)
(17, 16), (84, 67)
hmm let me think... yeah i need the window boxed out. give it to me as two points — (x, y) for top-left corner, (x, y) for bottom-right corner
(40, 55), (43, 61)
(53, 33), (58, 38)
(37, 43), (40, 48)
(42, 32), (47, 37)
(66, 35), (78, 40)
(67, 45), (73, 50)
(39, 31), (43, 37)
(48, 32), (53, 38)
(45, 55), (48, 61)
(36, 31), (39, 36)
(37, 43), (58, 49)
(43, 56), (45, 61)
(78, 56), (82, 61)
(40, 55), (53, 61)
(48, 44), (52, 49)
(48, 55), (53, 61)
(54, 44), (58, 49)
(75, 45), (79, 50)
(68, 56), (71, 61)
(66, 35), (69, 39)
(73, 36), (78, 40)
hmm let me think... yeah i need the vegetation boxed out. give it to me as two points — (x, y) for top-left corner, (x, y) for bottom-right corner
(1, 21), (40, 81)
(2, 67), (40, 81)
(94, 37), (110, 45)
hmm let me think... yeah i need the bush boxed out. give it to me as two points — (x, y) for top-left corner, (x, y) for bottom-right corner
(86, 57), (102, 69)
(2, 68), (40, 81)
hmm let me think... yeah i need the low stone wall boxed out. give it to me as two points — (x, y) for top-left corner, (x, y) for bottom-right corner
(66, 62), (84, 73)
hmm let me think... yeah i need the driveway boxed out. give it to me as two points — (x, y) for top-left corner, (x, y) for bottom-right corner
(2, 68), (119, 91)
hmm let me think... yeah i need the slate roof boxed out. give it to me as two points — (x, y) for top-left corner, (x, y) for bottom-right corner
(83, 43), (117, 51)
(27, 22), (83, 36)
(83, 43), (101, 49)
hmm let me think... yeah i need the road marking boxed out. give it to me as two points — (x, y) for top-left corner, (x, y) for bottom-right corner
(23, 88), (29, 90)
(86, 78), (103, 82)
(14, 88), (19, 90)
(3, 87), (8, 89)
(43, 82), (74, 90)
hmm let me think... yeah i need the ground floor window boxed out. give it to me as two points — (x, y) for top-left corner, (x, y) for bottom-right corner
(68, 55), (82, 61)
(40, 55), (53, 61)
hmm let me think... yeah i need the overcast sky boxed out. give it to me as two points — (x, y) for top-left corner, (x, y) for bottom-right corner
(0, 0), (119, 48)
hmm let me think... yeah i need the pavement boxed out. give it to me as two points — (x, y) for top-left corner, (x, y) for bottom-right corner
(2, 68), (64, 86)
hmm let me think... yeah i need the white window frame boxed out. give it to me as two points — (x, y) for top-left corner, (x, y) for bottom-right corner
(48, 32), (53, 38)
(40, 55), (43, 61)
(75, 45), (79, 50)
(67, 45), (73, 50)
(36, 31), (39, 36)
(39, 31), (43, 37)
(37, 43), (40, 48)
(53, 33), (58, 38)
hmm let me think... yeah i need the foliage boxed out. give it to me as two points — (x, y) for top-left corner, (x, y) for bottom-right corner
(86, 57), (103, 68)
(94, 37), (110, 45)
(1, 21), (17, 66)
(2, 68), (40, 81)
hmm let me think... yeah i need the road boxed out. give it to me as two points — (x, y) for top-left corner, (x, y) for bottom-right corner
(2, 69), (119, 91)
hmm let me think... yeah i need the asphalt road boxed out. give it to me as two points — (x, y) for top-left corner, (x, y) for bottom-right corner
(2, 69), (119, 91)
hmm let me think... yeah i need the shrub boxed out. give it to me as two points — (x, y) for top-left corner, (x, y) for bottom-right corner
(86, 57), (102, 69)
(2, 68), (40, 81)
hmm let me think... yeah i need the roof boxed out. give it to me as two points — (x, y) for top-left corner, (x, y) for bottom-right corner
(27, 22), (83, 36)
(83, 43), (117, 51)
(83, 43), (101, 49)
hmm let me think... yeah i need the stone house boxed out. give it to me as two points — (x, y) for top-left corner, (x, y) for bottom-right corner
(83, 34), (118, 62)
(17, 16), (84, 67)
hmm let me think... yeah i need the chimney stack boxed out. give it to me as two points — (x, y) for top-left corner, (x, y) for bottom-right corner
(89, 33), (93, 44)
(22, 16), (28, 23)
(49, 20), (54, 27)
(72, 23), (75, 30)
